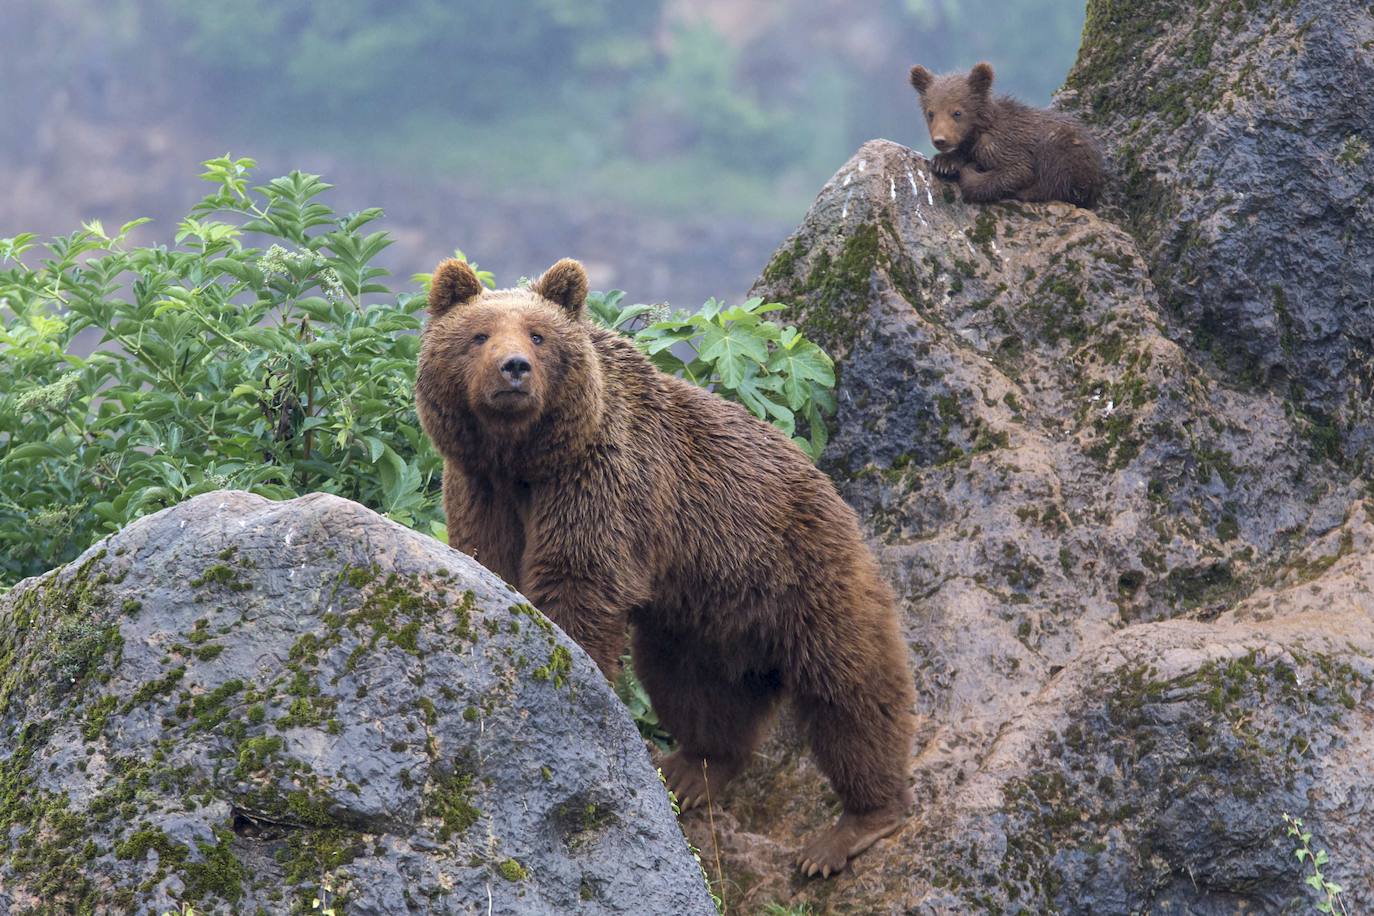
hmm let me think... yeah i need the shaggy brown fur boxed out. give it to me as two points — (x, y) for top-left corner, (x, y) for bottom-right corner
(909, 61), (1105, 207)
(416, 258), (917, 878)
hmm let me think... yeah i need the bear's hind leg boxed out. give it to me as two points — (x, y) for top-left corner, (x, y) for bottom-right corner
(795, 692), (914, 877)
(791, 601), (916, 877)
(632, 623), (780, 810)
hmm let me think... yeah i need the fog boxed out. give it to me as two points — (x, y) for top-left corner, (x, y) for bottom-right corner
(2, 0), (1085, 305)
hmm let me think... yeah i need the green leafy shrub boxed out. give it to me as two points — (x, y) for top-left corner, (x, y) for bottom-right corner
(587, 290), (836, 459)
(0, 157), (835, 590)
(0, 156), (470, 586)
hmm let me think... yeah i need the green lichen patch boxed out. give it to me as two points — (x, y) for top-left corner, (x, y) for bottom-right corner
(115, 824), (188, 865)
(182, 826), (246, 903)
(189, 563), (251, 592)
(761, 237), (806, 287)
(339, 572), (473, 665)
(278, 825), (363, 901)
(285, 789), (337, 829)
(509, 602), (553, 635)
(123, 665), (187, 713)
(1, 722), (248, 913)
(497, 857), (528, 882)
(53, 618), (123, 686)
(236, 735), (285, 777)
(0, 550), (124, 717)
(279, 667), (334, 730)
(178, 678), (245, 733)
(82, 694), (119, 741)
(427, 765), (482, 842)
(966, 208), (1000, 255)
(781, 222), (883, 357)
(532, 646), (573, 689)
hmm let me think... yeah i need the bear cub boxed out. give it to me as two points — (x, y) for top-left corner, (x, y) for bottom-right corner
(909, 61), (1105, 207)
(416, 257), (917, 878)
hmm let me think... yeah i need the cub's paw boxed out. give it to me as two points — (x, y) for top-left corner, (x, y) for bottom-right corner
(796, 800), (910, 879)
(930, 153), (963, 179)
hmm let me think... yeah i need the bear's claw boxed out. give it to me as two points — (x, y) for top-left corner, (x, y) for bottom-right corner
(661, 751), (742, 812)
(795, 799), (911, 879)
(930, 153), (963, 179)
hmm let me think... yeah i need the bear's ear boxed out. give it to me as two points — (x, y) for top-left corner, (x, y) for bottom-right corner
(428, 259), (484, 317)
(909, 65), (934, 94)
(532, 258), (589, 318)
(968, 61), (994, 95)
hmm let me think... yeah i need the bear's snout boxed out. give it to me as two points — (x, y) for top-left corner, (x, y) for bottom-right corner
(500, 354), (532, 388)
(932, 135), (952, 151)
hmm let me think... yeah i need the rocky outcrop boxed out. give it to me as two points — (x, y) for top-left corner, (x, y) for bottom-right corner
(1062, 0), (1374, 462)
(0, 491), (714, 915)
(671, 139), (1372, 913)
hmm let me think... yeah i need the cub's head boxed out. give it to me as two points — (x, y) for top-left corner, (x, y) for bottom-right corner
(417, 257), (592, 433)
(908, 61), (994, 153)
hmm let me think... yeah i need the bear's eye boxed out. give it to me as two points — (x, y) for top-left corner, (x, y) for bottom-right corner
(530, 332), (544, 345)
(953, 110), (963, 119)
(926, 110), (934, 121)
(472, 333), (489, 345)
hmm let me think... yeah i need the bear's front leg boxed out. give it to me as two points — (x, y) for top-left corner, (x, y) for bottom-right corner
(929, 151), (966, 180)
(442, 465), (525, 586)
(523, 577), (631, 679)
(958, 162), (1034, 203)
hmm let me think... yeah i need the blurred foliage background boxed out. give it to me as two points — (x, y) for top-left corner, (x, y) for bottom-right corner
(1, 0), (1085, 304)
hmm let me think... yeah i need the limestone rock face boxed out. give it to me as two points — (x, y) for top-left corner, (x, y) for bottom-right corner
(671, 139), (1372, 913)
(1062, 0), (1374, 460)
(0, 491), (714, 915)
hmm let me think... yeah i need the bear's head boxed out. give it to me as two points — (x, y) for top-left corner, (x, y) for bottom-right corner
(416, 257), (603, 470)
(908, 61), (994, 154)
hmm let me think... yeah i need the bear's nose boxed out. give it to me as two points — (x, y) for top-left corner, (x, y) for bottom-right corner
(932, 136), (950, 150)
(500, 355), (532, 386)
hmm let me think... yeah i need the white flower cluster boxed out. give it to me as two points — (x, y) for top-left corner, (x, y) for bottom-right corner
(15, 372), (81, 412)
(258, 244), (348, 302)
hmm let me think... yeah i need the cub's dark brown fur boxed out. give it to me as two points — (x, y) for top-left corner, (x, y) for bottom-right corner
(416, 258), (917, 878)
(910, 61), (1104, 207)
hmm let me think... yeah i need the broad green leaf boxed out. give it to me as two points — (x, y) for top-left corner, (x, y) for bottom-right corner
(4, 442), (67, 462)
(699, 323), (769, 386)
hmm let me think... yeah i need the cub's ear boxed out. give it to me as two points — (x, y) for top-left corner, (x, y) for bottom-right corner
(909, 65), (934, 94)
(533, 258), (589, 318)
(428, 259), (484, 317)
(968, 61), (994, 95)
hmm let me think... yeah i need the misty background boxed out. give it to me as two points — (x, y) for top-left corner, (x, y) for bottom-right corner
(2, 0), (1086, 305)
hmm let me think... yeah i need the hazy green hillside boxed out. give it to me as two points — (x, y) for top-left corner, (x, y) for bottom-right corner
(3, 0), (1085, 220)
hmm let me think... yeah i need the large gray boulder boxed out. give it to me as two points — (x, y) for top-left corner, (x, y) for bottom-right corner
(1062, 0), (1374, 462)
(671, 139), (1372, 913)
(0, 491), (715, 915)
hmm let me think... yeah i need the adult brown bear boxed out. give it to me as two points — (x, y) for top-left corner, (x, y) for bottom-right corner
(415, 257), (916, 877)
